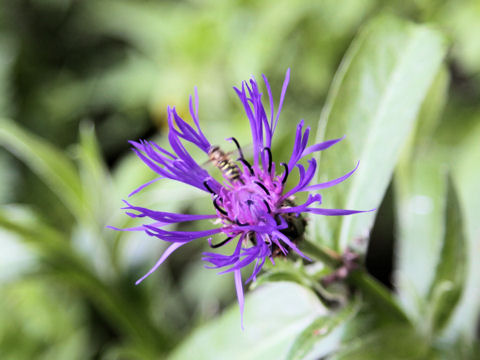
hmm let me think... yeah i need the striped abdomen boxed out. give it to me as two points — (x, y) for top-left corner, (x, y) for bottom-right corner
(208, 146), (243, 183)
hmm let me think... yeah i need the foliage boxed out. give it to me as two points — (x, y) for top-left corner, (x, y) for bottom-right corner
(0, 0), (479, 359)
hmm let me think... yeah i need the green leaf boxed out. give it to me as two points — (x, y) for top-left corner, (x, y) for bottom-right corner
(77, 121), (113, 224)
(427, 178), (466, 334)
(253, 258), (317, 290)
(446, 118), (480, 339)
(0, 278), (88, 360)
(0, 205), (72, 258)
(0, 118), (85, 220)
(331, 324), (429, 360)
(437, 0), (480, 75)
(312, 14), (447, 252)
(168, 282), (326, 360)
(413, 66), (449, 147)
(254, 259), (349, 310)
(0, 37), (16, 117)
(286, 301), (358, 360)
(393, 64), (449, 323)
(394, 153), (447, 322)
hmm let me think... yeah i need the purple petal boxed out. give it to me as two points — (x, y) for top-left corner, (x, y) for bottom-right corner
(129, 139), (215, 192)
(122, 200), (217, 223)
(189, 87), (207, 144)
(232, 223), (278, 233)
(135, 242), (185, 285)
(274, 231), (311, 261)
(144, 226), (225, 243)
(262, 74), (275, 136)
(207, 236), (235, 248)
(305, 208), (376, 216)
(170, 107), (210, 152)
(128, 177), (163, 197)
(106, 221), (166, 232)
(202, 234), (245, 268)
(302, 161), (359, 192)
(234, 269), (245, 330)
(234, 83), (261, 165)
(246, 255), (266, 284)
(282, 158), (317, 198)
(301, 135), (345, 158)
(219, 252), (256, 274)
(277, 194), (322, 213)
(273, 68), (290, 134)
(287, 120), (310, 171)
(150, 141), (176, 159)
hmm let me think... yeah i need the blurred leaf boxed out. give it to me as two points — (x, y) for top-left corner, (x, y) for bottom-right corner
(229, 0), (318, 77)
(252, 258), (345, 308)
(74, 122), (118, 275)
(427, 176), (466, 333)
(0, 151), (18, 203)
(112, 135), (206, 210)
(182, 260), (235, 321)
(0, 205), (73, 257)
(312, 14), (447, 252)
(168, 282), (326, 360)
(331, 300), (416, 358)
(41, 53), (158, 122)
(393, 63), (449, 323)
(77, 121), (113, 221)
(0, 118), (85, 220)
(394, 153), (447, 321)
(0, 278), (88, 360)
(286, 301), (358, 360)
(413, 66), (449, 147)
(437, 0), (480, 75)
(331, 324), (429, 360)
(442, 118), (480, 340)
(82, 0), (171, 59)
(0, 35), (16, 117)
(253, 259), (317, 290)
(0, 228), (36, 282)
(0, 205), (170, 357)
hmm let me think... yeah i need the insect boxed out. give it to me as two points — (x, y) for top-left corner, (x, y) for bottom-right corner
(248, 203), (307, 258)
(271, 198), (307, 257)
(207, 145), (244, 184)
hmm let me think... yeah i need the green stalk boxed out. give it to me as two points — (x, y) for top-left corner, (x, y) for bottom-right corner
(301, 240), (343, 268)
(303, 240), (409, 323)
(348, 270), (410, 323)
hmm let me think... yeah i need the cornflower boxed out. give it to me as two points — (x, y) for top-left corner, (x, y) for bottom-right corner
(112, 69), (368, 327)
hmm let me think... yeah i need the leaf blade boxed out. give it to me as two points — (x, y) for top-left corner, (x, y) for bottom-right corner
(445, 118), (480, 339)
(0, 118), (85, 220)
(428, 176), (467, 333)
(312, 15), (447, 252)
(286, 301), (358, 360)
(394, 153), (447, 321)
(168, 282), (326, 360)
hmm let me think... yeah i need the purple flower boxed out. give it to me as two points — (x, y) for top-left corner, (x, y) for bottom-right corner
(112, 69), (369, 327)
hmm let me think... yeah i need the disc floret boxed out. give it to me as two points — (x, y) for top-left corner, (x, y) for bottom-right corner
(111, 69), (369, 327)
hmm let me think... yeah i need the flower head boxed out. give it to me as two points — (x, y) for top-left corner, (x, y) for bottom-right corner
(112, 69), (368, 327)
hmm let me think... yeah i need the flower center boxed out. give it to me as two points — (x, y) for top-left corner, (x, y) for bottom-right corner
(220, 182), (273, 226)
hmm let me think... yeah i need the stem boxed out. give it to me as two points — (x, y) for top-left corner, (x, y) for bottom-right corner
(303, 240), (409, 323)
(301, 240), (342, 268)
(348, 270), (410, 323)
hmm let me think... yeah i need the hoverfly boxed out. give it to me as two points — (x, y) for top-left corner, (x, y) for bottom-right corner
(207, 145), (243, 184)
(272, 198), (307, 257)
(204, 137), (252, 185)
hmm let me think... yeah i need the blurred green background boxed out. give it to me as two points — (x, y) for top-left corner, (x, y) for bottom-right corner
(0, 0), (479, 359)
